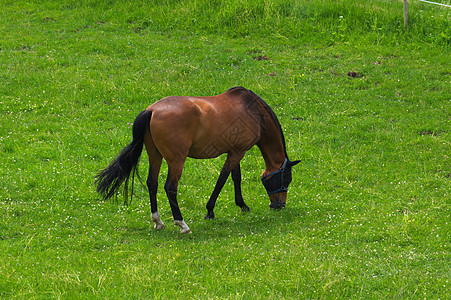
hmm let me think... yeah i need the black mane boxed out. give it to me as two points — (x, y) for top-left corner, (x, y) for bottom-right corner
(226, 86), (246, 92)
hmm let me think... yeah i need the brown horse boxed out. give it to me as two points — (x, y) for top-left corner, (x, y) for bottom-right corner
(96, 87), (300, 233)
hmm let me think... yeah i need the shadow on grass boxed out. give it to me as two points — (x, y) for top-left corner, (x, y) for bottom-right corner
(121, 205), (310, 243)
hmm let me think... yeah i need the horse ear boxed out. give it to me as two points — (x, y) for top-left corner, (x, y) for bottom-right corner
(288, 160), (301, 167)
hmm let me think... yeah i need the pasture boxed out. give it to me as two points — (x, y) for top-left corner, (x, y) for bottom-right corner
(0, 0), (450, 298)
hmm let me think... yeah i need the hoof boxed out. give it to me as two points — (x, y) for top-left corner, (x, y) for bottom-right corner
(174, 220), (191, 234)
(269, 202), (286, 210)
(240, 205), (250, 212)
(204, 211), (215, 220)
(151, 212), (165, 230)
(154, 223), (165, 230)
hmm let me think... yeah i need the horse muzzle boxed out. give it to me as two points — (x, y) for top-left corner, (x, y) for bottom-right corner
(269, 201), (286, 209)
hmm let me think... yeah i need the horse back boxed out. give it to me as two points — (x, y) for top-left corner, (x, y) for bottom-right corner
(147, 89), (262, 159)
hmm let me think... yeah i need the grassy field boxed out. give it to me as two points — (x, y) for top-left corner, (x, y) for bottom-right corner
(1, 0), (450, 298)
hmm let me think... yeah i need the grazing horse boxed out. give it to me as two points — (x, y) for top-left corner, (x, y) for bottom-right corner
(96, 87), (300, 233)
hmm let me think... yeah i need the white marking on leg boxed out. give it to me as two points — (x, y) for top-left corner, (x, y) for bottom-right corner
(151, 212), (165, 230)
(174, 220), (192, 234)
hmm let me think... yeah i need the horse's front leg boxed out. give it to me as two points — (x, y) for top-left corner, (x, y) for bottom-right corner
(231, 164), (250, 212)
(204, 166), (230, 220)
(205, 152), (245, 219)
(165, 160), (191, 234)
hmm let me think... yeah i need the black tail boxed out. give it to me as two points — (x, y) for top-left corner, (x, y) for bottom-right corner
(95, 110), (152, 200)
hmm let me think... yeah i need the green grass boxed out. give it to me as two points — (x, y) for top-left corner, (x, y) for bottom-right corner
(1, 0), (450, 298)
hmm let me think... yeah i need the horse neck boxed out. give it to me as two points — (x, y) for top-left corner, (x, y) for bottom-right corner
(256, 106), (287, 175)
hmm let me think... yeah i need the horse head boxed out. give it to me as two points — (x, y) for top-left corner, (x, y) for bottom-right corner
(261, 159), (301, 209)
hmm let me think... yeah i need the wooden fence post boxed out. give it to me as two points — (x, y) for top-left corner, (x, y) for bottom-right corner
(404, 0), (408, 27)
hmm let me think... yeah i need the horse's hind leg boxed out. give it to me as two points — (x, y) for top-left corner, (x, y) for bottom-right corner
(165, 160), (191, 234)
(144, 133), (165, 230)
(231, 164), (250, 212)
(148, 157), (164, 230)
